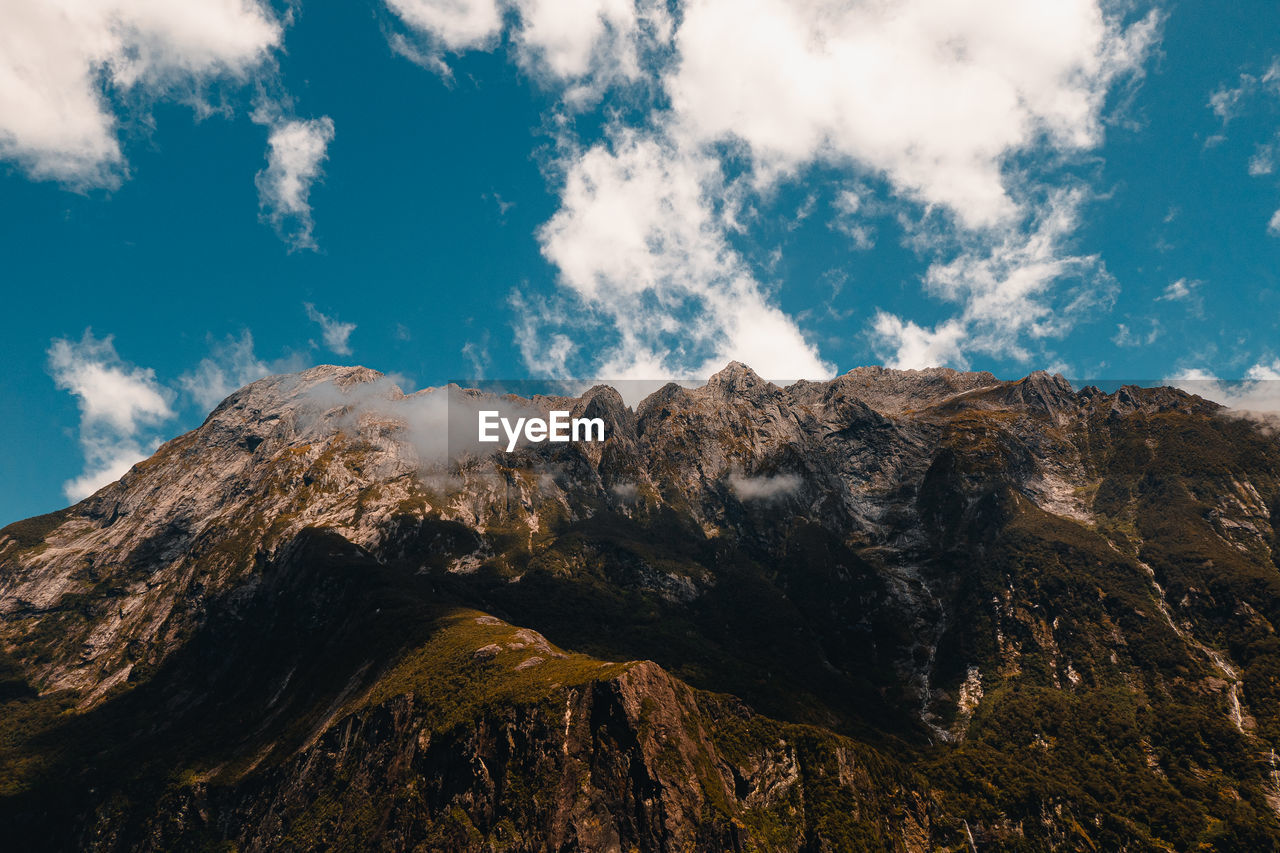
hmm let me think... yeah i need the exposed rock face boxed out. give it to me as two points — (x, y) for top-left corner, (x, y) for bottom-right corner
(3, 362), (1280, 850)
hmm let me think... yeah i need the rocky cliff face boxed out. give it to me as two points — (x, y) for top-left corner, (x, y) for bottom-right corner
(3, 363), (1280, 850)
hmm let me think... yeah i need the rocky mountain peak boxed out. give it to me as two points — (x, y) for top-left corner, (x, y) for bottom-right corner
(702, 360), (774, 398)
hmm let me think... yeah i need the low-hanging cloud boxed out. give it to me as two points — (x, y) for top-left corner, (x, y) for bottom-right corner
(729, 470), (802, 502)
(1171, 361), (1280, 417)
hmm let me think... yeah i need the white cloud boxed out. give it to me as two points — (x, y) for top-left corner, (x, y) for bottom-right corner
(178, 330), (274, 411)
(47, 330), (176, 501)
(870, 315), (969, 370)
(256, 117), (336, 250)
(515, 0), (638, 81)
(665, 0), (1157, 228)
(0, 0), (281, 187)
(534, 132), (831, 379)
(386, 0), (669, 91)
(1247, 359), (1280, 381)
(1209, 60), (1280, 233)
(386, 0), (504, 54)
(305, 303), (357, 356)
(1210, 83), (1249, 125)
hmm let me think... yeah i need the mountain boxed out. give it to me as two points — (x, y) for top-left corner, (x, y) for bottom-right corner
(3, 363), (1280, 851)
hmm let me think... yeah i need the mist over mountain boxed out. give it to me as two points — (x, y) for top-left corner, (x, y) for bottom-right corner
(3, 363), (1280, 850)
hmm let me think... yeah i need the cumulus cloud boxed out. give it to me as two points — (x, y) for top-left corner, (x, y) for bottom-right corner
(532, 132), (832, 379)
(256, 117), (336, 250)
(305, 303), (357, 356)
(47, 330), (176, 501)
(870, 316), (969, 371)
(0, 0), (281, 187)
(386, 0), (504, 55)
(515, 0), (639, 81)
(665, 0), (1157, 228)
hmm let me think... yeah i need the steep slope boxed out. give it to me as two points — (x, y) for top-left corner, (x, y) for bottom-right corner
(3, 363), (1280, 850)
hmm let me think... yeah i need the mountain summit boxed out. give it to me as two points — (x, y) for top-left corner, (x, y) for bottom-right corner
(3, 365), (1280, 850)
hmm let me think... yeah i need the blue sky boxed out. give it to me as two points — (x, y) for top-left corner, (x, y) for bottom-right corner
(2, 0), (1280, 523)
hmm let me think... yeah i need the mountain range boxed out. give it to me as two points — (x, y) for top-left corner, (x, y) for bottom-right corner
(3, 362), (1280, 851)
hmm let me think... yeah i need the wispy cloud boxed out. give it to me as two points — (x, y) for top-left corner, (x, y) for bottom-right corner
(462, 332), (492, 379)
(304, 303), (357, 356)
(871, 189), (1116, 368)
(256, 117), (336, 250)
(1112, 321), (1160, 348)
(47, 330), (176, 501)
(1249, 143), (1275, 176)
(1158, 278), (1199, 302)
(1155, 277), (1204, 315)
(1208, 58), (1280, 126)
(177, 330), (308, 412)
(1209, 58), (1280, 233)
